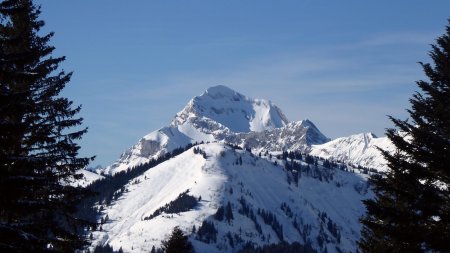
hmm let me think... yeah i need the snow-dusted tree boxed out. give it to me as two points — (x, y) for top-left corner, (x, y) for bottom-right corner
(359, 20), (450, 252)
(0, 0), (93, 251)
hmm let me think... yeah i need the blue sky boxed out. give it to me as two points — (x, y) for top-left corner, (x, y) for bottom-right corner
(37, 1), (450, 167)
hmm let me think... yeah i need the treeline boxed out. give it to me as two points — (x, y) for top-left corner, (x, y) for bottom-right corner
(214, 201), (234, 224)
(284, 159), (335, 184)
(258, 208), (284, 241)
(89, 244), (124, 253)
(238, 197), (262, 234)
(237, 241), (317, 253)
(316, 211), (342, 250)
(280, 151), (382, 187)
(192, 146), (207, 158)
(262, 148), (380, 179)
(196, 220), (218, 243)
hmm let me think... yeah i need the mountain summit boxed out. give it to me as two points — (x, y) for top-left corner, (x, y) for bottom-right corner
(104, 85), (327, 174)
(172, 85), (289, 133)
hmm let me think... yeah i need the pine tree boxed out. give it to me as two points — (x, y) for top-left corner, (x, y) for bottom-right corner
(0, 0), (93, 251)
(359, 20), (450, 252)
(225, 201), (234, 223)
(161, 226), (194, 253)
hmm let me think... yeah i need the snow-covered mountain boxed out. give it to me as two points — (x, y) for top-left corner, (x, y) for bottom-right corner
(93, 143), (371, 253)
(310, 133), (394, 171)
(103, 85), (328, 175)
(85, 85), (398, 253)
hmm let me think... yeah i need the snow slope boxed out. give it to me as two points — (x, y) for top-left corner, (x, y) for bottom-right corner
(104, 86), (328, 175)
(93, 143), (372, 253)
(73, 169), (104, 187)
(310, 133), (394, 171)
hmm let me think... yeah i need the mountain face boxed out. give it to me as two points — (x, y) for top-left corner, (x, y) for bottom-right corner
(310, 133), (394, 171)
(92, 143), (371, 253)
(103, 85), (328, 175)
(233, 120), (329, 152)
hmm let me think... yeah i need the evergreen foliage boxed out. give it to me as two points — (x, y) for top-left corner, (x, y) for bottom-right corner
(238, 197), (262, 234)
(91, 244), (123, 253)
(280, 202), (293, 218)
(193, 146), (207, 159)
(196, 220), (217, 243)
(161, 226), (194, 253)
(226, 143), (243, 150)
(359, 21), (450, 252)
(282, 150), (303, 161)
(150, 245), (164, 253)
(237, 241), (317, 253)
(0, 0), (93, 251)
(144, 190), (198, 220)
(214, 206), (225, 221)
(305, 155), (315, 165)
(258, 208), (284, 241)
(226, 231), (235, 248)
(225, 201), (234, 223)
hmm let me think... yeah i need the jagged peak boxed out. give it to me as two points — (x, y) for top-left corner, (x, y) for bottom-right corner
(287, 120), (326, 135)
(203, 85), (244, 99)
(346, 132), (378, 140)
(367, 132), (378, 138)
(299, 119), (315, 128)
(173, 85), (289, 133)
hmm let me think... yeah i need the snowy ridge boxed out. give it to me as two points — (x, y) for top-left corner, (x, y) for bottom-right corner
(310, 133), (394, 171)
(232, 120), (329, 153)
(93, 143), (371, 253)
(73, 169), (104, 187)
(104, 127), (192, 174)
